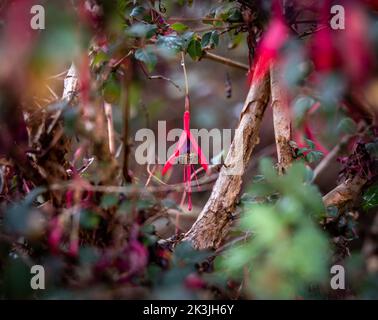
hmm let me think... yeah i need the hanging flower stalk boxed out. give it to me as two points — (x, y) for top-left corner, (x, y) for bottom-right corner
(162, 53), (208, 210)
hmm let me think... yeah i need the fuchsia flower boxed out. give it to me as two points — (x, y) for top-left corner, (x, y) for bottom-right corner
(251, 17), (288, 82)
(48, 217), (63, 254)
(162, 96), (208, 211)
(311, 1), (373, 85)
(68, 238), (79, 257)
(249, 1), (288, 84)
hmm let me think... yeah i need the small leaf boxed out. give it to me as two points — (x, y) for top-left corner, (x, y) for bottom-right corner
(337, 117), (356, 134)
(171, 22), (188, 32)
(210, 30), (219, 46)
(156, 35), (184, 54)
(225, 8), (242, 22)
(201, 32), (212, 48)
(326, 206), (339, 217)
(135, 47), (157, 72)
(362, 184), (378, 210)
(253, 175), (265, 183)
(103, 73), (121, 103)
(228, 32), (243, 49)
(201, 31), (219, 49)
(304, 138), (315, 150)
(92, 51), (108, 67)
(293, 96), (316, 127)
(80, 210), (100, 230)
(130, 6), (145, 17)
(63, 108), (79, 137)
(187, 39), (202, 61)
(100, 194), (119, 209)
(366, 140), (378, 158)
(305, 150), (323, 163)
(181, 31), (194, 49)
(127, 23), (157, 39)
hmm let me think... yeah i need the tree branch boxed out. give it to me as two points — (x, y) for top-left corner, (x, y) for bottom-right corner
(270, 65), (294, 173)
(323, 175), (367, 208)
(104, 102), (115, 155)
(202, 51), (249, 71)
(47, 63), (78, 134)
(183, 70), (271, 249)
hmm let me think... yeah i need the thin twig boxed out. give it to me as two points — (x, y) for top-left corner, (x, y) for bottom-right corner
(270, 65), (293, 173)
(202, 51), (249, 71)
(45, 84), (59, 100)
(181, 52), (189, 96)
(47, 69), (69, 80)
(48, 173), (218, 195)
(104, 102), (115, 155)
(145, 163), (168, 186)
(47, 63), (78, 134)
(168, 17), (224, 22)
(121, 62), (133, 183)
(111, 50), (133, 69)
(138, 62), (181, 91)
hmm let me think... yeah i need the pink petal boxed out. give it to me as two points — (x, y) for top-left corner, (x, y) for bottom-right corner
(312, 26), (335, 72)
(162, 131), (187, 175)
(187, 131), (209, 172)
(186, 165), (192, 211)
(304, 123), (329, 155)
(184, 111), (190, 132)
(252, 18), (288, 82)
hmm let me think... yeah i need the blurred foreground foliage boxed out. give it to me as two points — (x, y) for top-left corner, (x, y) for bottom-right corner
(216, 160), (330, 299)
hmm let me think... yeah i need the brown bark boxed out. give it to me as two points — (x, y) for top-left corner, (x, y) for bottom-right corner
(323, 175), (367, 208)
(202, 51), (249, 71)
(183, 73), (270, 250)
(270, 65), (293, 173)
(122, 64), (133, 184)
(104, 101), (115, 155)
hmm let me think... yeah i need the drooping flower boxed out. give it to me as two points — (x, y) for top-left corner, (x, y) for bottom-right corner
(48, 217), (63, 254)
(68, 237), (79, 257)
(249, 2), (288, 85)
(311, 1), (373, 85)
(162, 96), (208, 210)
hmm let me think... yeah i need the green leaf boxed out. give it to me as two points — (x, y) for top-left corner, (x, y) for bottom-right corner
(337, 117), (356, 134)
(103, 73), (121, 103)
(293, 96), (316, 127)
(304, 138), (315, 150)
(187, 39), (202, 61)
(126, 23), (157, 39)
(181, 31), (194, 49)
(80, 210), (100, 230)
(228, 32), (243, 49)
(100, 194), (119, 209)
(171, 22), (188, 32)
(130, 6), (145, 18)
(63, 107), (79, 137)
(225, 7), (242, 22)
(201, 31), (219, 49)
(211, 30), (219, 46)
(92, 51), (108, 67)
(173, 242), (210, 266)
(326, 206), (339, 218)
(362, 184), (378, 210)
(135, 47), (157, 72)
(201, 32), (212, 48)
(305, 150), (323, 163)
(156, 35), (184, 54)
(366, 140), (378, 158)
